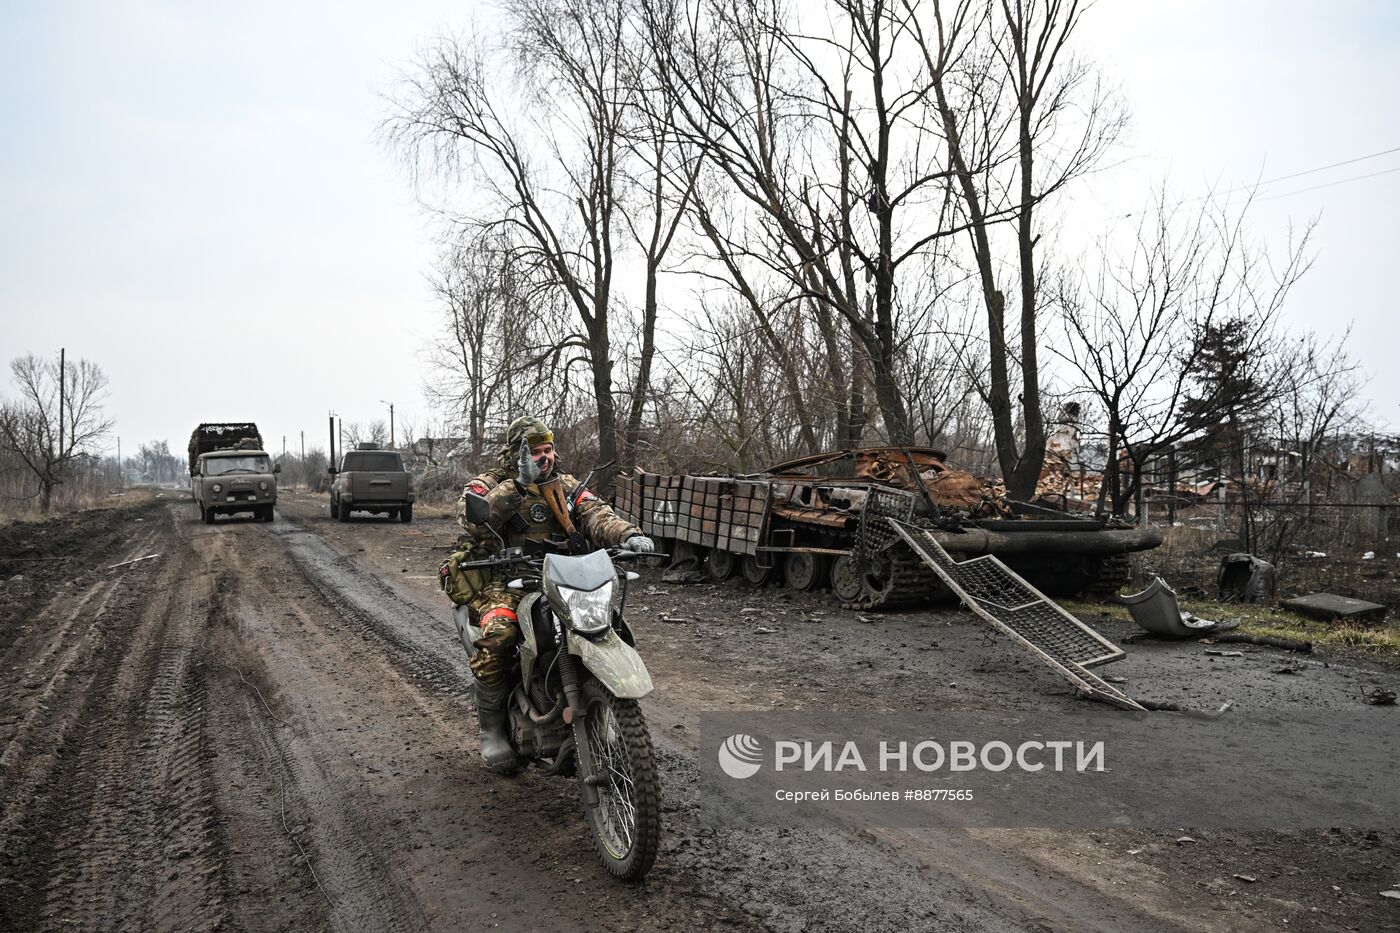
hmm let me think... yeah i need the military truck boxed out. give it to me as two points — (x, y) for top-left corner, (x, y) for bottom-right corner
(613, 446), (1162, 609)
(329, 444), (415, 523)
(188, 422), (279, 524)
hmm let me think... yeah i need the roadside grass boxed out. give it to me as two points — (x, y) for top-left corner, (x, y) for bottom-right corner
(411, 502), (459, 519)
(1063, 597), (1400, 658)
(0, 487), (158, 526)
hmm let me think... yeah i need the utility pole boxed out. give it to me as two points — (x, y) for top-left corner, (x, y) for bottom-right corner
(57, 344), (65, 456)
(380, 400), (395, 449)
(116, 436), (122, 488)
(300, 430), (304, 461)
(1166, 445), (1178, 527)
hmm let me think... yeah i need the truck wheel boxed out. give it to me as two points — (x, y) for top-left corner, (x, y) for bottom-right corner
(400, 504), (413, 524)
(202, 506), (215, 525)
(339, 503), (352, 522)
(263, 505), (276, 523)
(330, 498), (339, 519)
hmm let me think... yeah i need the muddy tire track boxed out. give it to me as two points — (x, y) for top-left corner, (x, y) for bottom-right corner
(0, 507), (230, 933)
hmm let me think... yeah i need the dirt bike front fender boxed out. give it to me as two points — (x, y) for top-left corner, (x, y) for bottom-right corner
(568, 629), (653, 700)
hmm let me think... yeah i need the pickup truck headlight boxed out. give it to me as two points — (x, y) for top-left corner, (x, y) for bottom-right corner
(258, 481), (268, 490)
(211, 483), (223, 493)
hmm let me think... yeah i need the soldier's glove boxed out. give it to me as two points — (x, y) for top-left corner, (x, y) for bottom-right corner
(621, 535), (655, 554)
(515, 438), (541, 492)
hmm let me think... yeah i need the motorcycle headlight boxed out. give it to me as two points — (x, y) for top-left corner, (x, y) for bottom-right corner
(548, 579), (617, 635)
(211, 483), (223, 493)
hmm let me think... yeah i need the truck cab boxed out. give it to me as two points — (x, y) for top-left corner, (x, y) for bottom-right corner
(192, 443), (279, 524)
(329, 444), (415, 523)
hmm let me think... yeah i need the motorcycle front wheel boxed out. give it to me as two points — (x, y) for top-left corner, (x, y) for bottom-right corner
(578, 679), (660, 882)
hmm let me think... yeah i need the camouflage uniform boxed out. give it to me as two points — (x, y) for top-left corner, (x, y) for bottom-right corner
(461, 421), (641, 687)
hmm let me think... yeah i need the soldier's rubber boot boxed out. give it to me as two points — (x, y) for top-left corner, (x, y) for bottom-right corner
(474, 680), (519, 772)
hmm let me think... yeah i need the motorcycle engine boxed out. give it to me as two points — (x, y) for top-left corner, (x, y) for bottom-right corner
(512, 715), (568, 759)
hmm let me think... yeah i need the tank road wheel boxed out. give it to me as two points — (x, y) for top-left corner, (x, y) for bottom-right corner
(741, 554), (775, 586)
(706, 549), (738, 582)
(830, 554), (864, 603)
(400, 504), (413, 524)
(783, 552), (829, 591)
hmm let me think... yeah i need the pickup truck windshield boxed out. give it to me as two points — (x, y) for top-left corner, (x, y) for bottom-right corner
(342, 452), (403, 471)
(204, 455), (271, 475)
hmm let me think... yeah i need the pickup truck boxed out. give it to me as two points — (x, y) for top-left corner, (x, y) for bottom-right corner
(330, 445), (415, 523)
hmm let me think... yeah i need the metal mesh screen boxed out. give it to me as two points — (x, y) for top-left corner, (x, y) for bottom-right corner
(890, 519), (1143, 710)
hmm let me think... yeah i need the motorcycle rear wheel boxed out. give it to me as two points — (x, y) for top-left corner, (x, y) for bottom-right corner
(578, 680), (660, 882)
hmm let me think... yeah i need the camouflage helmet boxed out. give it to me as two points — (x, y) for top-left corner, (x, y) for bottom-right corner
(498, 415), (553, 461)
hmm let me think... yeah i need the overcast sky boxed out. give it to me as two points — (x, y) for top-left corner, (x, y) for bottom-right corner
(2, 0), (1397, 465)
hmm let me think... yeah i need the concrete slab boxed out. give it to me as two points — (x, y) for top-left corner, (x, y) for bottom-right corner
(1280, 592), (1388, 625)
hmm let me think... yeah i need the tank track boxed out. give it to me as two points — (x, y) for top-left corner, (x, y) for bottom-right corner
(836, 542), (951, 611)
(1083, 552), (1132, 598)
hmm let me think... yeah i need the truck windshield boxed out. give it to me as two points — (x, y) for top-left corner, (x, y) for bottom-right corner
(342, 452), (402, 471)
(204, 455), (270, 475)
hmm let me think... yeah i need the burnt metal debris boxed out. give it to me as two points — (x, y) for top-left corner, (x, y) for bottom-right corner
(1121, 575), (1240, 638)
(1218, 553), (1276, 603)
(614, 446), (1162, 611)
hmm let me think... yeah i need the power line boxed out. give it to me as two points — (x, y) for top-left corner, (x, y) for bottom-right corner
(1256, 163), (1400, 202)
(1223, 144), (1400, 195)
(1103, 143), (1400, 221)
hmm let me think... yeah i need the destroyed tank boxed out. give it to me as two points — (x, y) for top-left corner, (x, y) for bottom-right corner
(613, 447), (1162, 610)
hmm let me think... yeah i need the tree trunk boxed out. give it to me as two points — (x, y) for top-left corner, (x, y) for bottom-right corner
(590, 318), (618, 496)
(623, 260), (660, 470)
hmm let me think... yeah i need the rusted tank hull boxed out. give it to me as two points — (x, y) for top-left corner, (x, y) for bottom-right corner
(614, 450), (1161, 608)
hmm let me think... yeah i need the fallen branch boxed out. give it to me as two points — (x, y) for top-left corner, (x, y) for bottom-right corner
(1210, 632), (1313, 653)
(107, 553), (161, 570)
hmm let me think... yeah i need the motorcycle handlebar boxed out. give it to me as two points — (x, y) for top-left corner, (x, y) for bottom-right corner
(457, 548), (667, 571)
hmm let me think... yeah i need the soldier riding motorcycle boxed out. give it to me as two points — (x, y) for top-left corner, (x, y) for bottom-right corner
(440, 417), (662, 881)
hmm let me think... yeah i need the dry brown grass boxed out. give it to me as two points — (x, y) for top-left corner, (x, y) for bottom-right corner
(0, 487), (160, 527)
(1064, 595), (1400, 658)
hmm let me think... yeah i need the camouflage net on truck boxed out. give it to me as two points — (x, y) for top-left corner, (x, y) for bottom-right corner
(187, 422), (263, 474)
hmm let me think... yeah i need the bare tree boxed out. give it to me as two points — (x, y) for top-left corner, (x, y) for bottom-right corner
(344, 420), (390, 448)
(1251, 330), (1364, 561)
(1056, 189), (1315, 518)
(386, 0), (680, 491)
(649, 0), (974, 445)
(0, 353), (113, 512)
(922, 0), (1125, 498)
(425, 232), (560, 456)
(137, 439), (182, 484)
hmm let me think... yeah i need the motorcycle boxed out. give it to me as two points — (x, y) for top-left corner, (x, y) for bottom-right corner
(454, 489), (663, 882)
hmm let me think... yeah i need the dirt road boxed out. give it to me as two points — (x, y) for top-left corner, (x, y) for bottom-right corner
(2, 492), (1396, 932)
